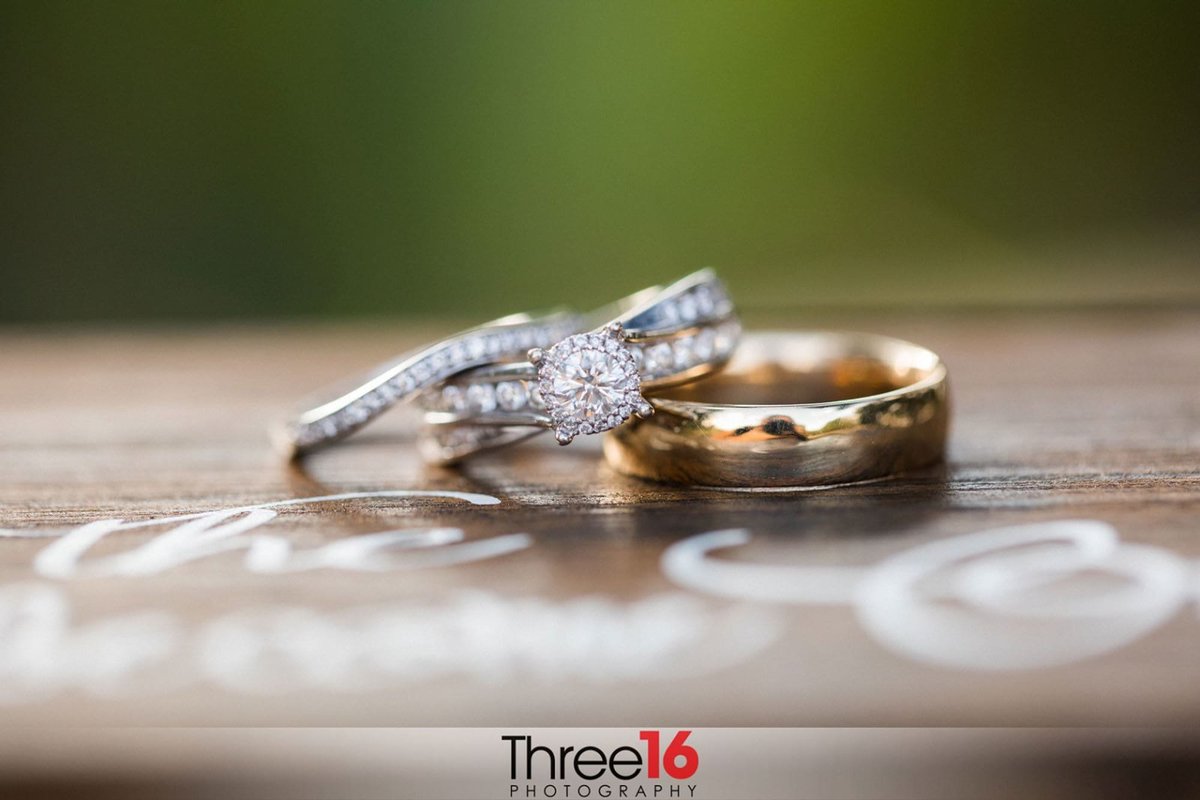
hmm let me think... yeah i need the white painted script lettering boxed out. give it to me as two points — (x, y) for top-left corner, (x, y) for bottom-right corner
(663, 520), (1200, 670)
(0, 586), (779, 702)
(32, 490), (525, 579)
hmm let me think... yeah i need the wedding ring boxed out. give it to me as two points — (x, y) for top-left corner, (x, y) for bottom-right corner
(603, 331), (948, 488)
(276, 310), (584, 458)
(419, 269), (741, 464)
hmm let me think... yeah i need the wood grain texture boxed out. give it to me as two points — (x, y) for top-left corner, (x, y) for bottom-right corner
(0, 308), (1198, 793)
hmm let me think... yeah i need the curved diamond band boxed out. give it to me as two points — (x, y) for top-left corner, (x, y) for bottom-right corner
(275, 310), (584, 458)
(419, 269), (740, 464)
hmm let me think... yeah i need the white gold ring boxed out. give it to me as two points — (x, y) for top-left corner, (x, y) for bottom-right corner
(419, 269), (740, 464)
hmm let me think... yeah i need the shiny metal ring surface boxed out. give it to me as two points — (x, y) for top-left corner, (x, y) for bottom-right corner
(602, 330), (949, 489)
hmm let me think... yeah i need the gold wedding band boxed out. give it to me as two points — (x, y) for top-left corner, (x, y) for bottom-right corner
(603, 331), (949, 488)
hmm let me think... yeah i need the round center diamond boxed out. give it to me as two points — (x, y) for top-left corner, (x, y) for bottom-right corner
(536, 331), (643, 443)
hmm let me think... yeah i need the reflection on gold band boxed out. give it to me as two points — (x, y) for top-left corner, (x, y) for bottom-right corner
(603, 331), (949, 489)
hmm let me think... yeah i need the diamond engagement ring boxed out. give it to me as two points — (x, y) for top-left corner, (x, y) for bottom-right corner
(275, 310), (584, 458)
(419, 269), (740, 464)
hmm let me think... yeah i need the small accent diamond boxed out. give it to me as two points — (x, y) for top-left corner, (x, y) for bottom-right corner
(677, 294), (698, 323)
(411, 360), (432, 383)
(441, 384), (467, 413)
(643, 343), (673, 376)
(466, 383), (497, 413)
(692, 328), (716, 362)
(394, 373), (416, 394)
(713, 321), (738, 356)
(495, 381), (527, 411)
(377, 382), (400, 402)
(673, 336), (694, 370)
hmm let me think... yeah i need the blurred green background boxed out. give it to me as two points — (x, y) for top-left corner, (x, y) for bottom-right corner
(2, 1), (1197, 323)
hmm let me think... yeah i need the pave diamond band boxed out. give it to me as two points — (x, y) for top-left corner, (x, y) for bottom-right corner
(275, 310), (584, 458)
(419, 269), (740, 464)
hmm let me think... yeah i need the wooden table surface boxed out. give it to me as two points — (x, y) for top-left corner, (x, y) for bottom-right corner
(1, 307), (1198, 796)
